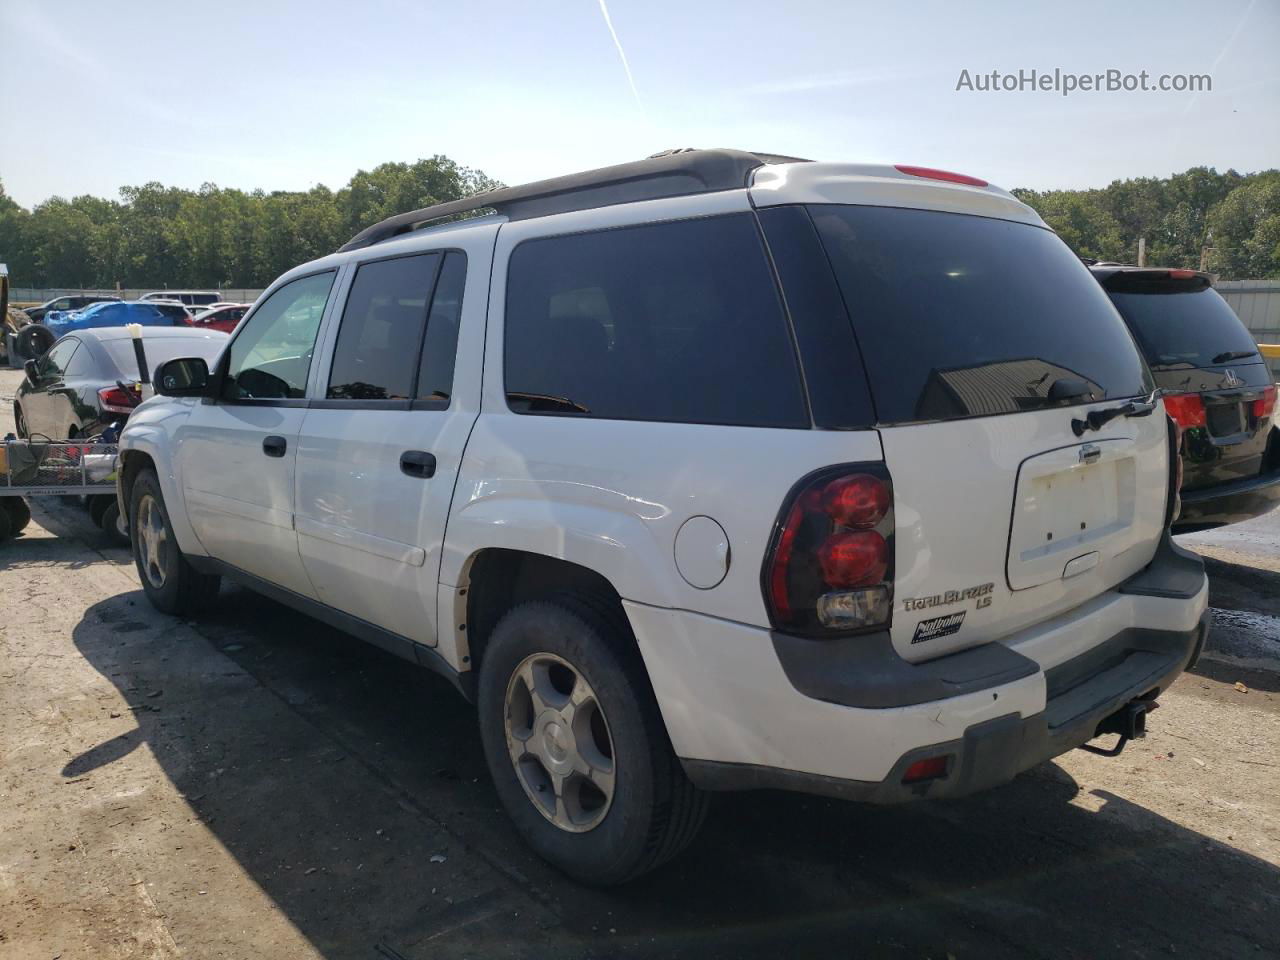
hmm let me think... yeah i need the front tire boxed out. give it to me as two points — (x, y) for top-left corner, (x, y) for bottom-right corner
(477, 592), (708, 886)
(129, 469), (220, 615)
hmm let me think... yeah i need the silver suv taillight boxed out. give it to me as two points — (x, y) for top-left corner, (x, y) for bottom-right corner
(762, 464), (894, 635)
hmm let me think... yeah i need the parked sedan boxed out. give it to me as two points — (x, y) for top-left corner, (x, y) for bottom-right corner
(186, 302), (250, 333)
(14, 326), (228, 441)
(1092, 264), (1280, 531)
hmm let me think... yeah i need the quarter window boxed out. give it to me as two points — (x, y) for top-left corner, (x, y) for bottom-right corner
(504, 214), (807, 428)
(223, 271), (334, 400)
(417, 251), (466, 404)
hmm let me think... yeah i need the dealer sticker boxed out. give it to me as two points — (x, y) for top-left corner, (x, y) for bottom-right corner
(911, 611), (966, 644)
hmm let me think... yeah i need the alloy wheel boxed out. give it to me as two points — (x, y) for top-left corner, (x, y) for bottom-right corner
(504, 652), (616, 833)
(136, 494), (169, 589)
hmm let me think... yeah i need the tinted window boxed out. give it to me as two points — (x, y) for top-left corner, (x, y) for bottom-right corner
(224, 271), (334, 400)
(328, 253), (440, 400)
(150, 303), (188, 322)
(417, 251), (466, 403)
(1107, 286), (1259, 370)
(41, 338), (79, 376)
(64, 339), (95, 377)
(811, 205), (1151, 423)
(504, 214), (807, 427)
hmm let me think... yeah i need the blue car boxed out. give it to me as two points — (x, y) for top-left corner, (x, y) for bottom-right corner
(21, 300), (191, 357)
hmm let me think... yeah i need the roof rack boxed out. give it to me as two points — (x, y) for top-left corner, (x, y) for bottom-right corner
(336, 148), (810, 252)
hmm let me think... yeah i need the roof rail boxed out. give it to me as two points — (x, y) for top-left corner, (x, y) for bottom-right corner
(336, 148), (809, 252)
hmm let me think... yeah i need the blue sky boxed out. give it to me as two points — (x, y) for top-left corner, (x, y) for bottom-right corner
(2, 0), (1276, 208)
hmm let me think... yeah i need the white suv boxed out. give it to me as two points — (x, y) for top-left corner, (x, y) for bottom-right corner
(117, 149), (1210, 885)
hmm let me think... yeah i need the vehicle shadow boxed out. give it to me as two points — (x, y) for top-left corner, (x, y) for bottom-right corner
(69, 587), (1280, 960)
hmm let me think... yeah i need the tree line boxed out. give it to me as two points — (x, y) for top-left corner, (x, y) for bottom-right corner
(1, 157), (1278, 289)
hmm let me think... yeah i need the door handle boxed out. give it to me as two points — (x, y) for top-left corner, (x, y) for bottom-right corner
(400, 450), (436, 478)
(262, 435), (287, 458)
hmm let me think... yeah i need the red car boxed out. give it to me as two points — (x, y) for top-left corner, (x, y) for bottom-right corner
(185, 302), (250, 334)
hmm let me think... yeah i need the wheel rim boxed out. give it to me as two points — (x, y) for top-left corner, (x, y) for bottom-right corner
(504, 652), (616, 833)
(136, 495), (169, 589)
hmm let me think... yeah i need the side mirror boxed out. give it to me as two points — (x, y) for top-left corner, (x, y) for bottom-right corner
(155, 357), (210, 397)
(23, 358), (40, 385)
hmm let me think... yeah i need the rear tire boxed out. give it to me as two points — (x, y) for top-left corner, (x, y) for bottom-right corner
(14, 403), (28, 440)
(129, 469), (220, 615)
(3, 498), (32, 535)
(477, 591), (708, 886)
(0, 503), (13, 542)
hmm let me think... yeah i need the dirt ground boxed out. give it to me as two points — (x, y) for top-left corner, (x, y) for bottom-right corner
(1, 366), (1277, 959)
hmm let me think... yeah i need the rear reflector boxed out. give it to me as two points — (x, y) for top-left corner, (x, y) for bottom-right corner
(1253, 385), (1277, 420)
(1163, 393), (1206, 429)
(902, 756), (949, 784)
(894, 164), (988, 187)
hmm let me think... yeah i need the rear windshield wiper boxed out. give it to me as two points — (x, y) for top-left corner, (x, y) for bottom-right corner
(1071, 395), (1157, 436)
(506, 391), (591, 414)
(1211, 349), (1257, 364)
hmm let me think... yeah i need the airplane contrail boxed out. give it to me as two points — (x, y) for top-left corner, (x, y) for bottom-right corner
(596, 0), (643, 111)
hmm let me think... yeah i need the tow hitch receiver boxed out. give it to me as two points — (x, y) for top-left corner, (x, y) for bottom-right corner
(1079, 699), (1158, 757)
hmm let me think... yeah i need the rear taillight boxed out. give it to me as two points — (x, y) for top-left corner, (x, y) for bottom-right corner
(763, 464), (894, 635)
(98, 384), (142, 414)
(894, 164), (988, 187)
(1253, 385), (1277, 420)
(1163, 393), (1206, 429)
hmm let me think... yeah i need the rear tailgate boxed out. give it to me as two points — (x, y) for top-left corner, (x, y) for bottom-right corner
(881, 406), (1167, 661)
(803, 202), (1164, 662)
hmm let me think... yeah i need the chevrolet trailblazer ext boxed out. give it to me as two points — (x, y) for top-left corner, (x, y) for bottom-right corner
(117, 150), (1211, 885)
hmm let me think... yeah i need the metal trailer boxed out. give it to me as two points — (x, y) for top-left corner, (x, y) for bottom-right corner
(0, 439), (121, 542)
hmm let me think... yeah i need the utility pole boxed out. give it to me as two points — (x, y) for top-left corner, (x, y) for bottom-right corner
(1137, 237), (1146, 267)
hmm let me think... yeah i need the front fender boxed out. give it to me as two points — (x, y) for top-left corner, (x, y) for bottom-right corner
(118, 398), (207, 557)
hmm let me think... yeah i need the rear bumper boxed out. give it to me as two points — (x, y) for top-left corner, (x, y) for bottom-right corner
(1174, 467), (1280, 530)
(627, 535), (1208, 801)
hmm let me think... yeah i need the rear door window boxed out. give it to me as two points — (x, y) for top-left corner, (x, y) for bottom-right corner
(1105, 285), (1259, 370)
(327, 253), (441, 401)
(810, 205), (1151, 424)
(504, 213), (807, 428)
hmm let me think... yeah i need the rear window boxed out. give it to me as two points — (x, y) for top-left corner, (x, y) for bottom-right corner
(1105, 285), (1259, 370)
(504, 213), (807, 428)
(104, 337), (227, 378)
(810, 205), (1151, 424)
